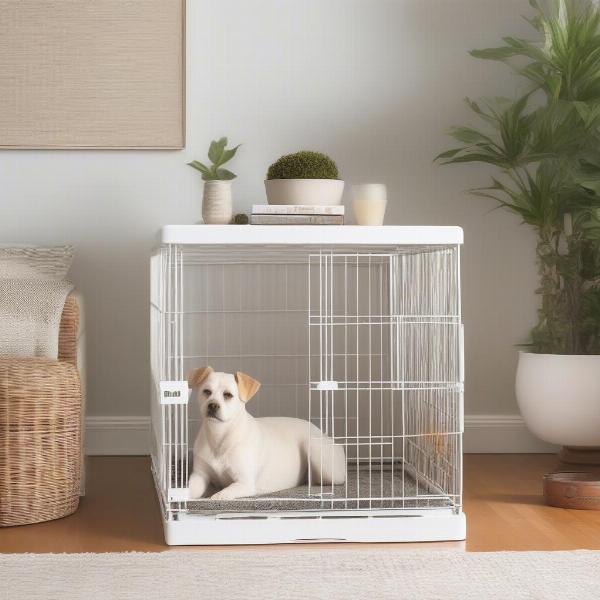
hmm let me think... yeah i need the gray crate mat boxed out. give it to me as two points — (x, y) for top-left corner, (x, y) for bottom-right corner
(173, 464), (452, 512)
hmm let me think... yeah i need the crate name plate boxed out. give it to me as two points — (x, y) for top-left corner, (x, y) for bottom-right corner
(159, 381), (189, 405)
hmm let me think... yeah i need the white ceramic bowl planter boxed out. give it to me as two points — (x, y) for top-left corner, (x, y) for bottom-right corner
(265, 151), (344, 206)
(516, 352), (600, 462)
(265, 179), (344, 206)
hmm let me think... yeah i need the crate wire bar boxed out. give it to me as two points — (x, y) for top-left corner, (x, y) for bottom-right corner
(150, 226), (465, 545)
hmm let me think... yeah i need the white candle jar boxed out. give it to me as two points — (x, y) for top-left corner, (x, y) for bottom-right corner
(352, 183), (387, 225)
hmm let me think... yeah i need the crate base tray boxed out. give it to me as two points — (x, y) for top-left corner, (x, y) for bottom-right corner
(163, 509), (466, 545)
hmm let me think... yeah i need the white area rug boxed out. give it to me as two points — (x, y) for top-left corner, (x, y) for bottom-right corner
(1, 549), (599, 600)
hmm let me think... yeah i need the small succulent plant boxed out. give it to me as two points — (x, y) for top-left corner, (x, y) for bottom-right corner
(267, 150), (339, 180)
(188, 137), (240, 181)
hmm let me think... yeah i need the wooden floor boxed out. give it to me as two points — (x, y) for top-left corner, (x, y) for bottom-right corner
(1, 455), (600, 553)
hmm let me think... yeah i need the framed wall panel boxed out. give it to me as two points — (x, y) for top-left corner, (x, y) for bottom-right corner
(0, 0), (185, 149)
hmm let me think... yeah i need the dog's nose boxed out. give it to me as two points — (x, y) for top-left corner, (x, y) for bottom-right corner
(207, 402), (219, 414)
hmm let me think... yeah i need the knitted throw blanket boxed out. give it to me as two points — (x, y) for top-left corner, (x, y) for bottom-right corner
(0, 245), (74, 360)
(0, 278), (74, 359)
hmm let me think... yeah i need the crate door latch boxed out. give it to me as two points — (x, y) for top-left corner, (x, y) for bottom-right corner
(317, 381), (339, 391)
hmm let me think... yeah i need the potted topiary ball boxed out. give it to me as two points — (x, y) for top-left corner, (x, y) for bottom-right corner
(265, 150), (344, 206)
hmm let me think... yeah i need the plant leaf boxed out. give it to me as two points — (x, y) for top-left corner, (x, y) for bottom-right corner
(187, 160), (210, 175)
(216, 168), (237, 180)
(219, 144), (241, 165)
(469, 46), (522, 61)
(433, 148), (463, 161)
(439, 152), (511, 167)
(448, 126), (496, 145)
(208, 137), (228, 165)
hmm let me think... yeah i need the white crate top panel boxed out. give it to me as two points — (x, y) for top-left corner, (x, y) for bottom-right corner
(159, 225), (464, 245)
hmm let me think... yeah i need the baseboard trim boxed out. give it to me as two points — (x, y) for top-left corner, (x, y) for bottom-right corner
(85, 416), (152, 456)
(463, 415), (557, 453)
(85, 414), (558, 456)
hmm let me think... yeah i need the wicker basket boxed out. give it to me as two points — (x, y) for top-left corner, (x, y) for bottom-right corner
(0, 357), (82, 526)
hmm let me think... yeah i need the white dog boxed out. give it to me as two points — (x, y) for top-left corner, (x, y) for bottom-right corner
(187, 367), (346, 500)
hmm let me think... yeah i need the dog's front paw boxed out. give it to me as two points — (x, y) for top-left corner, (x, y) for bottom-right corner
(188, 472), (209, 499)
(210, 489), (237, 501)
(210, 482), (254, 501)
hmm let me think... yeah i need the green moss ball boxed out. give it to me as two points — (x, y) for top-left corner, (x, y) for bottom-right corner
(267, 151), (339, 180)
(232, 213), (249, 224)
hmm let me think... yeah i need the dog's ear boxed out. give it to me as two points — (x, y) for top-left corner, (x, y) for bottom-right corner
(188, 366), (214, 388)
(235, 371), (261, 402)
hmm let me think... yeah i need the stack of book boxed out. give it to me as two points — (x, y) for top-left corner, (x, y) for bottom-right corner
(251, 204), (344, 225)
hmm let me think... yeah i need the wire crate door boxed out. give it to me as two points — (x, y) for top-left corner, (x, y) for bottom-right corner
(308, 249), (463, 510)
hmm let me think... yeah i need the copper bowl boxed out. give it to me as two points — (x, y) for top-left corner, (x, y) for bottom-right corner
(543, 472), (600, 510)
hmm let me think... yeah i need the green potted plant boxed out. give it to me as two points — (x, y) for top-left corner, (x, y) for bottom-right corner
(188, 137), (240, 224)
(265, 150), (344, 206)
(437, 0), (600, 462)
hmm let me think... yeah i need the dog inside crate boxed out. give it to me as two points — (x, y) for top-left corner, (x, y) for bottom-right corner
(160, 247), (461, 514)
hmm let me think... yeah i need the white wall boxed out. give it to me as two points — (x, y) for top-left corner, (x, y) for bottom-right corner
(0, 0), (538, 426)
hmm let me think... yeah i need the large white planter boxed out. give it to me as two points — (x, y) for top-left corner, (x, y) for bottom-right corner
(265, 179), (344, 206)
(516, 352), (600, 452)
(202, 181), (232, 224)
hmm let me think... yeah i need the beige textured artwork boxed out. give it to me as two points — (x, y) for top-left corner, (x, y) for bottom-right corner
(0, 0), (185, 149)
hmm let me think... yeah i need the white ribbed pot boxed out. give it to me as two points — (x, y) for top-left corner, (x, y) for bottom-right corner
(516, 352), (600, 462)
(265, 179), (344, 206)
(202, 181), (232, 224)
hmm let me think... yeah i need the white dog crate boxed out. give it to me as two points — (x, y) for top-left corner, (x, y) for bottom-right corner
(151, 225), (465, 545)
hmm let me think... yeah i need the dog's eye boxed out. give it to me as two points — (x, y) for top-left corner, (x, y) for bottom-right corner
(202, 389), (211, 397)
(223, 392), (233, 400)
